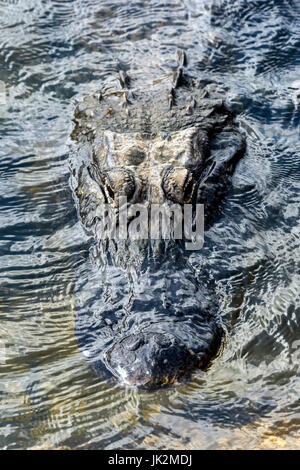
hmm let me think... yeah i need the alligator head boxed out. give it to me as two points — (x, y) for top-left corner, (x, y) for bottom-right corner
(71, 51), (245, 389)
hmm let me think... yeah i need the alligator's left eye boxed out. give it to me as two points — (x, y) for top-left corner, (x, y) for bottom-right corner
(162, 167), (195, 204)
(104, 168), (136, 204)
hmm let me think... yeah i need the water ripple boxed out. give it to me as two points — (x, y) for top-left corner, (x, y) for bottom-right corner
(0, 0), (299, 450)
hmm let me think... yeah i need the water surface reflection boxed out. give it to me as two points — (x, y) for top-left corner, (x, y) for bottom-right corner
(0, 0), (299, 449)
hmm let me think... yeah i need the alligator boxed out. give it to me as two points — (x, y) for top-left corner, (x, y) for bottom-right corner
(70, 51), (246, 389)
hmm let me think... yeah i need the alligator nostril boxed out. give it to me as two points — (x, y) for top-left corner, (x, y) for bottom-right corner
(126, 335), (145, 351)
(105, 331), (199, 389)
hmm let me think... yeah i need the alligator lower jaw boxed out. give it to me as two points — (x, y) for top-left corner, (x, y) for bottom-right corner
(104, 331), (216, 390)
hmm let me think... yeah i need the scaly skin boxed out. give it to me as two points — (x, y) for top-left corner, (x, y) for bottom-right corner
(70, 52), (246, 389)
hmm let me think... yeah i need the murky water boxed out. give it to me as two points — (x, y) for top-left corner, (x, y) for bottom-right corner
(0, 0), (299, 450)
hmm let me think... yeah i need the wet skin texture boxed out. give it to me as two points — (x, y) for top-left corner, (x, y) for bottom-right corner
(71, 52), (246, 389)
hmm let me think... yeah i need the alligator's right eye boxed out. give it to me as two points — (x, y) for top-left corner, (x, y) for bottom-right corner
(104, 168), (136, 204)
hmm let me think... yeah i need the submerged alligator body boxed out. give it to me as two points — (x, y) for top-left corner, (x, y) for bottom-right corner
(71, 52), (246, 389)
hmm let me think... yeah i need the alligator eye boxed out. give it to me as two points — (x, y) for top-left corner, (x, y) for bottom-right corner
(104, 168), (136, 204)
(162, 167), (195, 204)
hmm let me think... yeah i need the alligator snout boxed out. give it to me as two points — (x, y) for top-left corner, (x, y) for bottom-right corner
(105, 331), (202, 389)
(76, 254), (223, 390)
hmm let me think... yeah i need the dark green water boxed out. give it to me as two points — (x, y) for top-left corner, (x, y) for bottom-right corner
(0, 0), (299, 449)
